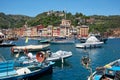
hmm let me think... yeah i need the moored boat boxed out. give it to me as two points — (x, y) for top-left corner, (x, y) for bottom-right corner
(0, 41), (15, 47)
(95, 34), (108, 43)
(51, 37), (74, 44)
(11, 44), (50, 53)
(88, 59), (120, 80)
(0, 55), (54, 80)
(38, 38), (52, 44)
(75, 36), (104, 49)
(45, 50), (72, 61)
(18, 50), (72, 63)
(79, 37), (87, 43)
(79, 34), (108, 43)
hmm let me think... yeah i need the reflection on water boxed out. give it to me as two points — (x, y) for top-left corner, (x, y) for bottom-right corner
(76, 48), (100, 62)
(53, 60), (72, 69)
(37, 74), (52, 80)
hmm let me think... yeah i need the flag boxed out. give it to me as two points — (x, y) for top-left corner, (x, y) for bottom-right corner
(25, 37), (28, 43)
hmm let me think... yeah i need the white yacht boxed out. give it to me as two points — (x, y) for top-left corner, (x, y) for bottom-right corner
(75, 36), (104, 48)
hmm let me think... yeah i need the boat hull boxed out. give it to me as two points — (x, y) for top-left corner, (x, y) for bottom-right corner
(88, 59), (120, 80)
(11, 44), (50, 53)
(0, 44), (15, 47)
(75, 42), (103, 49)
(0, 65), (53, 80)
(51, 40), (74, 44)
(46, 54), (72, 61)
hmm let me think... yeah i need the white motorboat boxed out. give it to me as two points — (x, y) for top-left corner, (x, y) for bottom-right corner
(11, 44), (50, 53)
(75, 36), (104, 48)
(18, 50), (72, 64)
(46, 50), (72, 61)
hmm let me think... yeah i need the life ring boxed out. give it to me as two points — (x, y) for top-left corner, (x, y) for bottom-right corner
(11, 47), (14, 53)
(24, 48), (28, 54)
(36, 52), (45, 63)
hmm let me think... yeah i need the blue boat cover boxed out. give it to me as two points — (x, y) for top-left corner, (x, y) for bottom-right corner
(0, 60), (16, 77)
(109, 66), (120, 71)
(94, 75), (102, 80)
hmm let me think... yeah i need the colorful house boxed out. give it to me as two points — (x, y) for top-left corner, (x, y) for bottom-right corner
(77, 25), (89, 38)
(79, 25), (89, 37)
(60, 19), (71, 37)
(52, 27), (60, 37)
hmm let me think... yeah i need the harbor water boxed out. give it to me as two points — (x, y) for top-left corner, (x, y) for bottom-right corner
(0, 38), (120, 80)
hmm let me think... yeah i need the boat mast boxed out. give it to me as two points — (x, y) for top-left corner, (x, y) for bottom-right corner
(64, 10), (67, 37)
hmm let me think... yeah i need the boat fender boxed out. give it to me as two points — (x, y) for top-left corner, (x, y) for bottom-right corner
(24, 48), (28, 54)
(27, 52), (33, 59)
(11, 47), (14, 53)
(36, 52), (45, 63)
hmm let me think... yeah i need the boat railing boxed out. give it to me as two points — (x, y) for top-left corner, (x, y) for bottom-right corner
(0, 60), (16, 77)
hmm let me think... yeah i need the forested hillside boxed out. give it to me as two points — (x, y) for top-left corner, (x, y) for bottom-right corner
(89, 15), (120, 34)
(0, 12), (32, 28)
(0, 11), (120, 35)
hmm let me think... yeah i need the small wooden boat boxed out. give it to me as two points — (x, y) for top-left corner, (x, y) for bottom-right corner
(88, 59), (120, 80)
(11, 44), (50, 53)
(0, 54), (54, 80)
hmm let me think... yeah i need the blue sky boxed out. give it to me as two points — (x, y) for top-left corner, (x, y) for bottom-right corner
(0, 0), (120, 17)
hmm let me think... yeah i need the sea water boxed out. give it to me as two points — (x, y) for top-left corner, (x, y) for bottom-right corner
(0, 38), (120, 80)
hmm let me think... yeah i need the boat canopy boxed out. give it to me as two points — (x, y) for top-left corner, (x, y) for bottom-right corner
(86, 36), (100, 43)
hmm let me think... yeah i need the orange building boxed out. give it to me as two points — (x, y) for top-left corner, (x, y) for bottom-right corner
(79, 25), (89, 37)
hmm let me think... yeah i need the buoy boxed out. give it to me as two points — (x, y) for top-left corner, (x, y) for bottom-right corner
(27, 52), (33, 59)
(36, 52), (45, 63)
